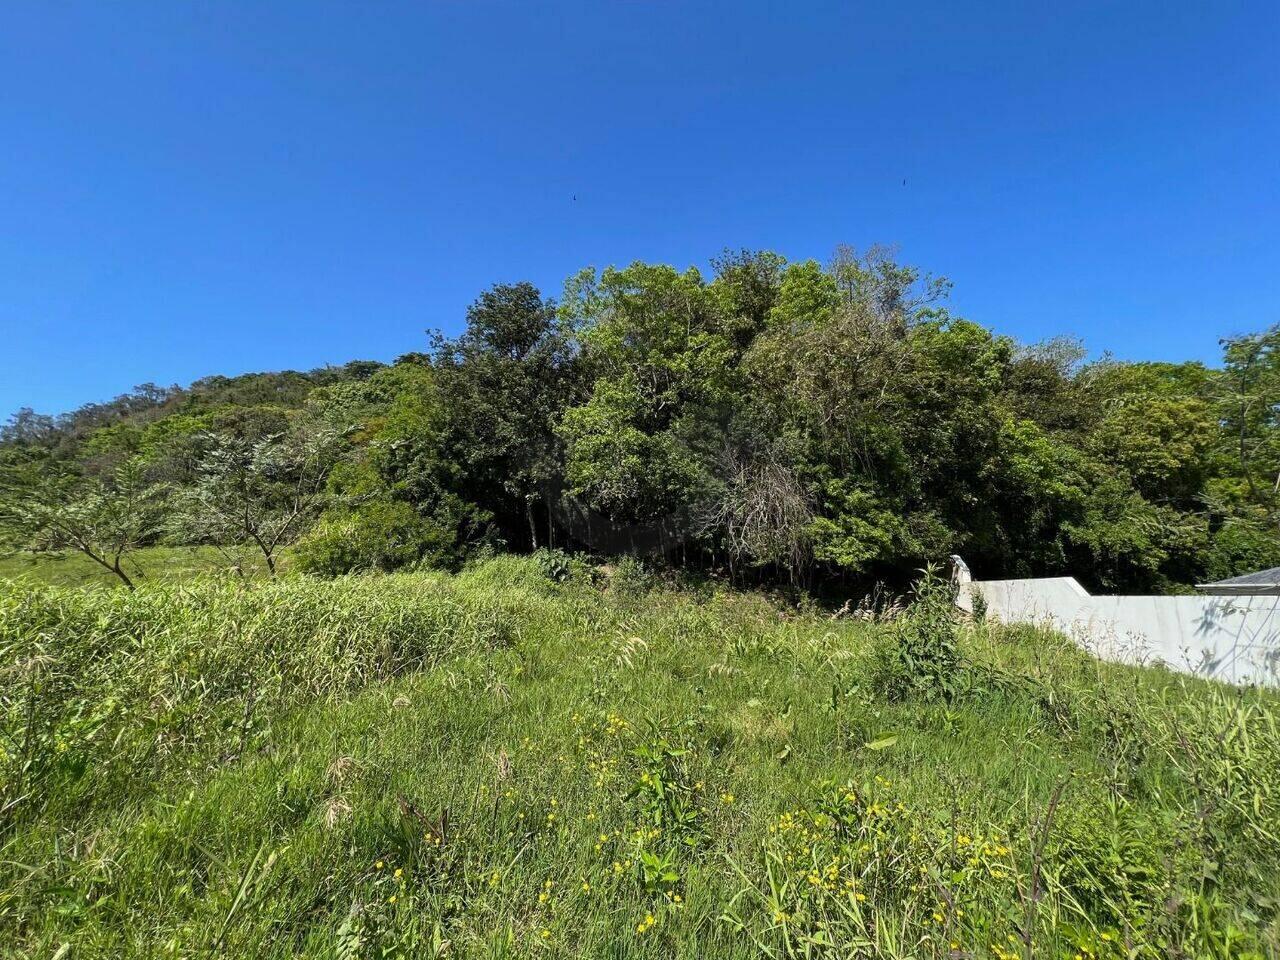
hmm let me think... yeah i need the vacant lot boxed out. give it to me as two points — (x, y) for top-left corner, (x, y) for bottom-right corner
(1, 558), (1276, 958)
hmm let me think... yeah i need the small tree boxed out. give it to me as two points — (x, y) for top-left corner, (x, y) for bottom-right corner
(175, 429), (338, 575)
(0, 457), (167, 588)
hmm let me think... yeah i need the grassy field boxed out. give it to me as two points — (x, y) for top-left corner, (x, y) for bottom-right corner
(0, 545), (279, 588)
(1, 557), (1277, 959)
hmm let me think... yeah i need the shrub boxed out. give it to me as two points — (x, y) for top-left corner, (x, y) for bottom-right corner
(970, 588), (988, 624)
(610, 555), (655, 597)
(293, 500), (455, 576)
(533, 548), (574, 583)
(871, 564), (963, 701)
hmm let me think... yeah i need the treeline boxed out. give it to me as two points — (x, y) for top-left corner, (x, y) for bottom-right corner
(3, 246), (1279, 593)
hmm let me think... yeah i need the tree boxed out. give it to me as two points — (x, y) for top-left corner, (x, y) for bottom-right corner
(559, 261), (754, 530)
(1216, 326), (1280, 508)
(175, 429), (340, 575)
(0, 408), (57, 447)
(431, 282), (580, 549)
(0, 456), (167, 588)
(695, 443), (812, 582)
(5, 247), (1277, 595)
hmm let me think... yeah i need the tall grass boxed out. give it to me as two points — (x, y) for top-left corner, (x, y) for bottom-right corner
(1, 560), (1277, 958)
(1, 574), (518, 824)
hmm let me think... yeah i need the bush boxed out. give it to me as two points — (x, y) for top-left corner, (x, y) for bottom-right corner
(533, 548), (574, 583)
(293, 500), (456, 576)
(531, 548), (599, 586)
(609, 555), (655, 597)
(871, 564), (963, 701)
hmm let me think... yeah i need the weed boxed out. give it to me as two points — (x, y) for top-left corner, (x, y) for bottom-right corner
(0, 556), (1276, 958)
(871, 564), (964, 701)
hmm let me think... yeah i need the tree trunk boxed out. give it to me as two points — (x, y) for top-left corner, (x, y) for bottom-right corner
(83, 548), (135, 589)
(111, 562), (136, 590)
(250, 531), (277, 576)
(526, 499), (539, 551)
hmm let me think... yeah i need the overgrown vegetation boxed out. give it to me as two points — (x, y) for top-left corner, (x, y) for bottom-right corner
(1, 558), (1276, 958)
(4, 247), (1280, 593)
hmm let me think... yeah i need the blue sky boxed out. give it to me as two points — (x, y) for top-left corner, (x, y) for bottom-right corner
(1, 1), (1277, 416)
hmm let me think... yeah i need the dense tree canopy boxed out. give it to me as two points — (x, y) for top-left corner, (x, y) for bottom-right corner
(3, 248), (1278, 593)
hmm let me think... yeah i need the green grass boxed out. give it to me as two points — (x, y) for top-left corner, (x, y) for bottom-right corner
(1, 556), (1277, 958)
(0, 545), (279, 588)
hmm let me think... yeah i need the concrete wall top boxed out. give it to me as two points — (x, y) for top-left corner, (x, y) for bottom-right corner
(966, 577), (1280, 688)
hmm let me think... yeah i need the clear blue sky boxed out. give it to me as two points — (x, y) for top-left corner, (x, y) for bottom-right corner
(2, 1), (1277, 417)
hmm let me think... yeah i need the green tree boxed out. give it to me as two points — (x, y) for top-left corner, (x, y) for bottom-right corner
(431, 282), (579, 549)
(174, 429), (340, 575)
(302, 361), (493, 572)
(1216, 326), (1280, 509)
(0, 456), (167, 588)
(559, 257), (778, 539)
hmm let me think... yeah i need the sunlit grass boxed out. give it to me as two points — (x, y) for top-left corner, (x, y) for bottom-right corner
(1, 558), (1276, 958)
(0, 544), (279, 588)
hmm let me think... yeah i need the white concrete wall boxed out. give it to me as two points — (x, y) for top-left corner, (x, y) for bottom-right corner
(964, 577), (1280, 687)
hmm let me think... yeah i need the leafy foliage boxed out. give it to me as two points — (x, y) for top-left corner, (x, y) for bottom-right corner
(173, 428), (341, 574)
(4, 247), (1280, 593)
(870, 565), (963, 701)
(0, 457), (167, 588)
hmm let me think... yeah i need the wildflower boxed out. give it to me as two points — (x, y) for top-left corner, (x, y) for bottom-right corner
(581, 881), (591, 893)
(394, 867), (403, 879)
(720, 792), (735, 805)
(388, 895), (397, 904)
(375, 860), (384, 870)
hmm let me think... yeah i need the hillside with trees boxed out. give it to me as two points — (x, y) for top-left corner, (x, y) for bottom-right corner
(3, 247), (1278, 594)
(3, 250), (1280, 959)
